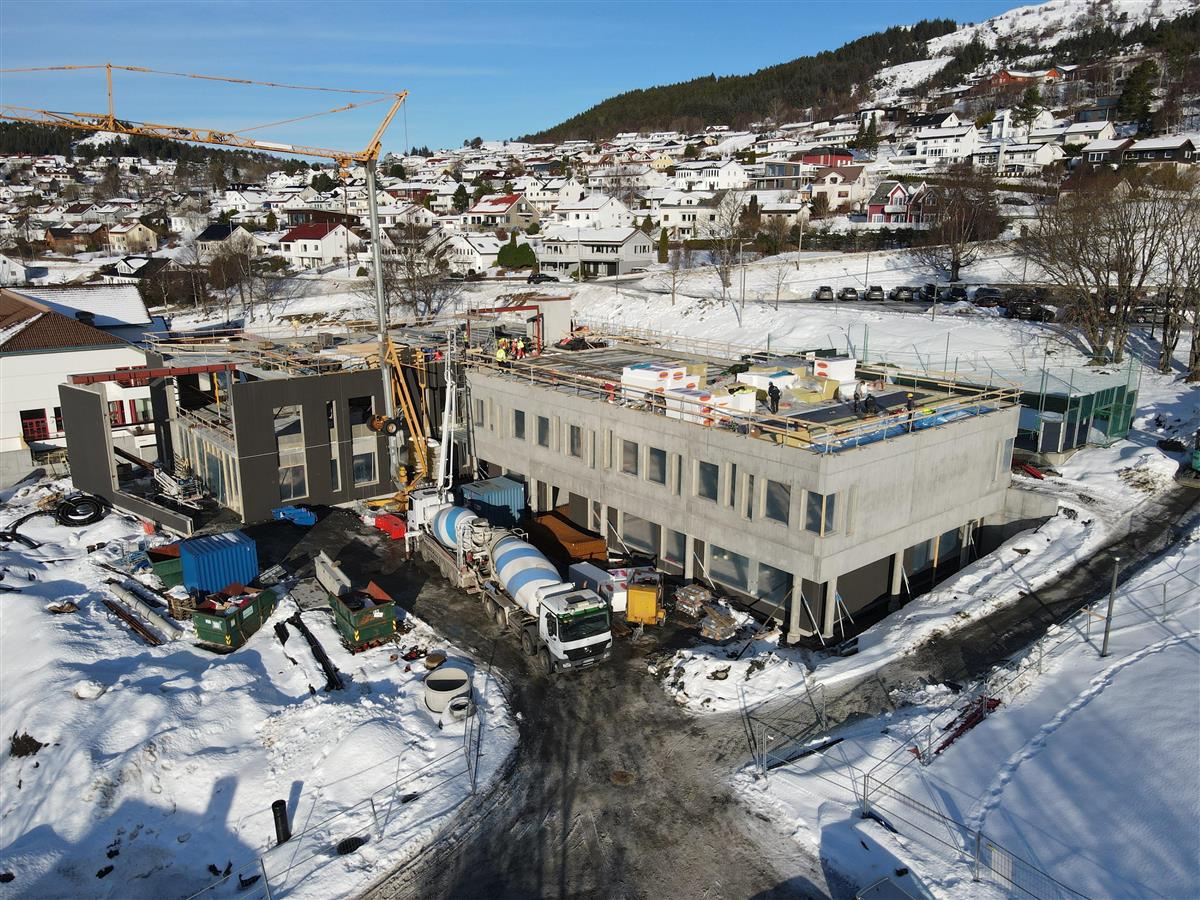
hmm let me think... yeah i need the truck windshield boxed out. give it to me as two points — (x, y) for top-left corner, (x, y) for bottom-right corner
(558, 610), (610, 643)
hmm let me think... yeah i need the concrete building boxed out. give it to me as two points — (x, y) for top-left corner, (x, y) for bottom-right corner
(463, 346), (1036, 643)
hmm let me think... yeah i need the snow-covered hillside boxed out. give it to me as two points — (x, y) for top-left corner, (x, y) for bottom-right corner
(928, 0), (1197, 55)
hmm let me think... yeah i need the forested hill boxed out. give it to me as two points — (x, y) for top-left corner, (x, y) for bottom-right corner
(521, 19), (958, 142)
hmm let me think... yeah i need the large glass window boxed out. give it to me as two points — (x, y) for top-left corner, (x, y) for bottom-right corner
(997, 436), (1015, 479)
(513, 409), (526, 440)
(697, 461), (719, 501)
(745, 474), (755, 520)
(274, 405), (307, 500)
(621, 512), (660, 555)
(537, 415), (550, 447)
(326, 401), (340, 492)
(352, 451), (377, 486)
(348, 396), (377, 487)
(729, 463), (738, 508)
(765, 479), (790, 524)
(569, 425), (583, 458)
(709, 544), (751, 592)
(756, 562), (793, 607)
(621, 440), (639, 476)
(664, 529), (687, 566)
(19, 409), (49, 441)
(904, 538), (934, 574)
(647, 447), (667, 484)
(804, 491), (836, 536)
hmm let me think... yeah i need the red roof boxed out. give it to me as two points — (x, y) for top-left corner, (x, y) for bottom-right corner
(0, 291), (127, 353)
(280, 222), (345, 242)
(467, 193), (522, 214)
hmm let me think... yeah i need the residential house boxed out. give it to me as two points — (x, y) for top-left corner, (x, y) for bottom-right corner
(756, 159), (818, 191)
(672, 159), (749, 191)
(996, 142), (1065, 175)
(806, 165), (869, 210)
(107, 221), (158, 255)
(915, 126), (979, 164)
(537, 226), (654, 278)
(800, 147), (855, 167)
(376, 203), (438, 230)
(524, 177), (588, 214)
(1124, 136), (1196, 165)
(0, 254), (31, 286)
(13, 284), (156, 343)
(1063, 121), (1116, 146)
(1079, 138), (1134, 167)
(656, 196), (718, 239)
(441, 232), (502, 275)
(906, 112), (960, 131)
(461, 194), (539, 231)
(985, 107), (1054, 141)
(278, 222), (361, 269)
(552, 194), (634, 229)
(0, 290), (154, 487)
(866, 180), (930, 225)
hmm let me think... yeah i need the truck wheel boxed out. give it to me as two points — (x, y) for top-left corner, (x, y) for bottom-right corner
(520, 629), (536, 656)
(539, 648), (555, 675)
(483, 597), (497, 621)
(491, 602), (507, 626)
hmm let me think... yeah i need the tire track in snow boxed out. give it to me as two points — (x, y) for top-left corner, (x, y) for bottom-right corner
(969, 629), (1200, 834)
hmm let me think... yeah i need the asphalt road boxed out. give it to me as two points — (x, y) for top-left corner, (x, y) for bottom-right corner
(335, 483), (1200, 900)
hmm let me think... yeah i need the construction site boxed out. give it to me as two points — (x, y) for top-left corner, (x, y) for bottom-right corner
(4, 57), (1199, 900)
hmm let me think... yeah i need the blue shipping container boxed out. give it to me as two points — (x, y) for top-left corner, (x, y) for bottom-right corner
(458, 476), (525, 527)
(180, 530), (259, 593)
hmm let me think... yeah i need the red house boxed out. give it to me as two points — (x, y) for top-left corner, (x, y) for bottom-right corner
(801, 146), (854, 167)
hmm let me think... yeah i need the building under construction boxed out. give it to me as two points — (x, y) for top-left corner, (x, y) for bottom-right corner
(462, 335), (1051, 643)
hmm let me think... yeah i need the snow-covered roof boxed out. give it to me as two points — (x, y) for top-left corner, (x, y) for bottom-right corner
(1081, 139), (1130, 152)
(11, 284), (151, 327)
(1130, 135), (1195, 151)
(543, 226), (643, 244)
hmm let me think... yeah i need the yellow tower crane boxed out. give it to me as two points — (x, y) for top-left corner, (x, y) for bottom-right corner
(0, 62), (414, 495)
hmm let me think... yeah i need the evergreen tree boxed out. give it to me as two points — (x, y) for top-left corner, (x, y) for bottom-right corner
(1013, 85), (1043, 130)
(452, 183), (470, 212)
(657, 228), (668, 264)
(471, 183), (488, 204)
(640, 215), (654, 233)
(265, 211), (278, 231)
(863, 117), (879, 152)
(1117, 60), (1159, 126)
(310, 171), (337, 193)
(851, 120), (866, 149)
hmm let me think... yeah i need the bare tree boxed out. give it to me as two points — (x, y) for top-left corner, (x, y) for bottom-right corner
(1021, 171), (1177, 364)
(358, 227), (463, 321)
(699, 189), (749, 302)
(1157, 177), (1200, 374)
(912, 165), (1005, 283)
(767, 255), (792, 310)
(666, 244), (693, 307)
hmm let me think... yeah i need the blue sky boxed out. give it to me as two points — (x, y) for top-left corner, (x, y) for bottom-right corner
(1, 0), (1026, 154)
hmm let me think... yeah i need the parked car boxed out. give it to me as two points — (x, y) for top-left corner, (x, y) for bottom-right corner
(813, 285), (835, 301)
(1005, 299), (1056, 322)
(918, 283), (939, 302)
(864, 285), (885, 302)
(442, 272), (466, 282)
(837, 287), (860, 301)
(527, 272), (559, 284)
(938, 284), (969, 302)
(1130, 304), (1166, 325)
(465, 271), (485, 282)
(972, 286), (1004, 307)
(887, 285), (915, 302)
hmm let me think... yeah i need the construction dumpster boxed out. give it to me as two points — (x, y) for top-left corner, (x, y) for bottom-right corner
(180, 531), (258, 593)
(148, 549), (184, 589)
(331, 582), (398, 652)
(193, 588), (278, 649)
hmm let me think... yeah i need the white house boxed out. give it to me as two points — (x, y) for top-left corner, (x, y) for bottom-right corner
(441, 233), (502, 274)
(1063, 121), (1116, 146)
(107, 221), (158, 255)
(376, 203), (438, 230)
(0, 254), (31, 286)
(524, 177), (588, 214)
(0, 290), (154, 487)
(672, 159), (750, 191)
(552, 194), (634, 229)
(986, 107), (1055, 141)
(537, 226), (654, 278)
(656, 196), (719, 239)
(461, 194), (539, 231)
(278, 222), (361, 269)
(914, 126), (980, 164)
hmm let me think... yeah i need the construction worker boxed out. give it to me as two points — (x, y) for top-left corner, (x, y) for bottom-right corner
(852, 381), (864, 413)
(767, 382), (781, 414)
(495, 344), (507, 368)
(516, 337), (526, 359)
(905, 393), (916, 431)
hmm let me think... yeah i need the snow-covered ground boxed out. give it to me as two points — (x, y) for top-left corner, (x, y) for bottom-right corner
(736, 523), (1200, 899)
(0, 479), (516, 899)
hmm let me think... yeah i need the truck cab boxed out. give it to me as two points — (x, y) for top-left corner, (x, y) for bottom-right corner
(535, 585), (612, 672)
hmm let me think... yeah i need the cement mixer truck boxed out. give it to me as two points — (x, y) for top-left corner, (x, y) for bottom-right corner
(413, 495), (612, 674)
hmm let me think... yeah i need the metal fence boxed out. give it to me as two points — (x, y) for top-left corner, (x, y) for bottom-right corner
(748, 547), (1199, 898)
(183, 670), (489, 900)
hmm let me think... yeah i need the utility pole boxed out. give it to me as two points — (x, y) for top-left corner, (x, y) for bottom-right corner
(1101, 555), (1120, 657)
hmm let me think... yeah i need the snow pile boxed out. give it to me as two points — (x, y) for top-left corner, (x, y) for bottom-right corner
(0, 479), (515, 899)
(872, 57), (954, 100)
(740, 524), (1200, 898)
